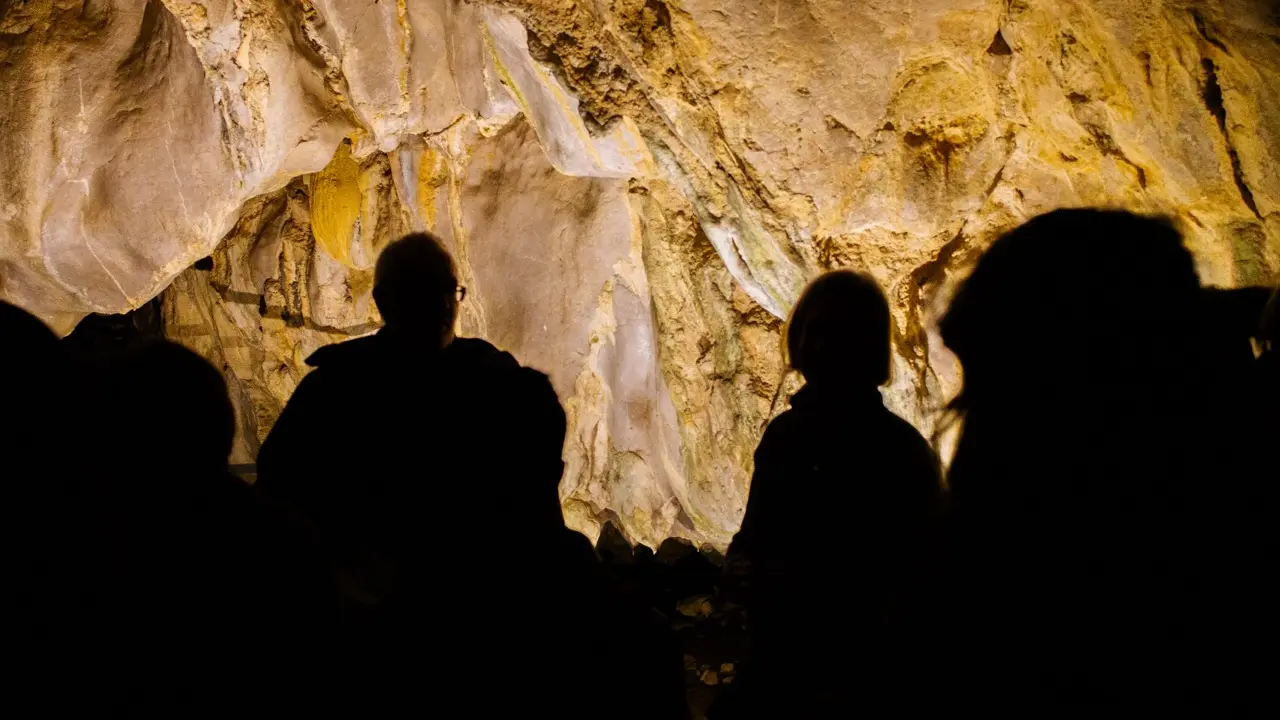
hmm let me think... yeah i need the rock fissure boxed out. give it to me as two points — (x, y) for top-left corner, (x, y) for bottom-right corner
(1201, 55), (1261, 218)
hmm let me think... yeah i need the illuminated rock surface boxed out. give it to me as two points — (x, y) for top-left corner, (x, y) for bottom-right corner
(3, 0), (1278, 546)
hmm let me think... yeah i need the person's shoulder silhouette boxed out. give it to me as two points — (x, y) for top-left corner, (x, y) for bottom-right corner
(1200, 286), (1272, 375)
(465, 365), (572, 535)
(78, 339), (333, 712)
(394, 363), (689, 720)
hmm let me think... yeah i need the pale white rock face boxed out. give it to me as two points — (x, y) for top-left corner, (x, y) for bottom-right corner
(442, 118), (688, 541)
(481, 8), (655, 178)
(4, 0), (1279, 547)
(0, 0), (351, 331)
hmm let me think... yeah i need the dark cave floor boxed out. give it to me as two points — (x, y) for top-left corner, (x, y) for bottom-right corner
(595, 523), (748, 719)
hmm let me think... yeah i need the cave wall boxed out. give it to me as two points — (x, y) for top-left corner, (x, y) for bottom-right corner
(3, 0), (1279, 547)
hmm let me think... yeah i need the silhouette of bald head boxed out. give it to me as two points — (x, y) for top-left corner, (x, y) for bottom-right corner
(373, 233), (459, 345)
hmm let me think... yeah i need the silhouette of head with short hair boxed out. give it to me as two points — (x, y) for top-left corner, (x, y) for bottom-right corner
(786, 271), (891, 388)
(109, 341), (235, 475)
(1, 300), (57, 340)
(1, 300), (60, 373)
(373, 233), (459, 347)
(941, 209), (1200, 412)
(935, 211), (1272, 709)
(1, 301), (67, 456)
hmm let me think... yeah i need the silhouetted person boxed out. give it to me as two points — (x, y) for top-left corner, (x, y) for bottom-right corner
(715, 272), (942, 719)
(1, 302), (95, 707)
(1, 300), (72, 500)
(481, 369), (688, 720)
(84, 341), (334, 713)
(257, 232), (518, 607)
(336, 364), (687, 718)
(0, 301), (77, 489)
(254, 233), (682, 713)
(938, 209), (1271, 708)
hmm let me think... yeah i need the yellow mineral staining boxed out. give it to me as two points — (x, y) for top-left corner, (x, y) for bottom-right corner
(416, 146), (450, 232)
(891, 57), (994, 173)
(309, 141), (363, 268)
(482, 19), (601, 172)
(396, 0), (412, 111)
(609, 116), (659, 178)
(481, 21), (530, 112)
(346, 267), (375, 304)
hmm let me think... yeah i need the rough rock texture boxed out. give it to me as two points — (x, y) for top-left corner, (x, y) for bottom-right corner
(4, 0), (1279, 547)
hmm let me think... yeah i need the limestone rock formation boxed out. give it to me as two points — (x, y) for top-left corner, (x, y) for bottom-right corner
(4, 0), (1279, 547)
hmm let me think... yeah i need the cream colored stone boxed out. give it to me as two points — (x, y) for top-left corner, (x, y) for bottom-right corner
(0, 0), (353, 331)
(481, 8), (656, 178)
(504, 0), (1280, 435)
